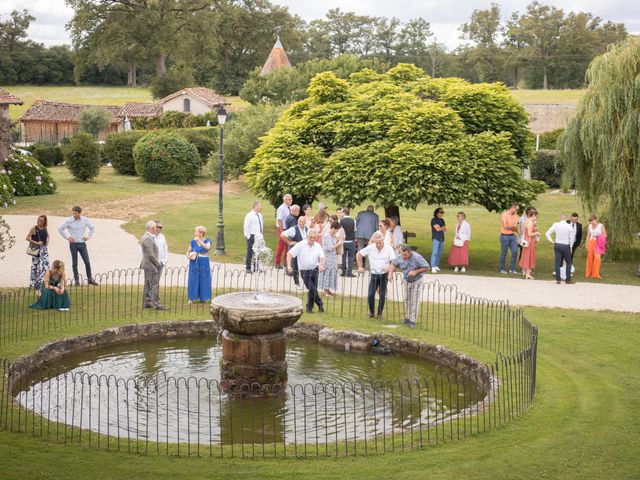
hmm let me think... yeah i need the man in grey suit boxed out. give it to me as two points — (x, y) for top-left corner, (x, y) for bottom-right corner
(140, 221), (167, 310)
(355, 205), (379, 252)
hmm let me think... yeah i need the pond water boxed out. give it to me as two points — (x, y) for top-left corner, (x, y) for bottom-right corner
(16, 337), (485, 445)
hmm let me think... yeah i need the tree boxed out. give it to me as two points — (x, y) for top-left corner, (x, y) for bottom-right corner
(395, 18), (433, 69)
(0, 9), (34, 53)
(246, 65), (543, 217)
(508, 1), (564, 89)
(460, 3), (505, 82)
(79, 108), (112, 138)
(559, 36), (640, 253)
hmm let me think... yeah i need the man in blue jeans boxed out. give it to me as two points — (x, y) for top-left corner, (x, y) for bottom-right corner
(499, 203), (520, 274)
(58, 206), (98, 286)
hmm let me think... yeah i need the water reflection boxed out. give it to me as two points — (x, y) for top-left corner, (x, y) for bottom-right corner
(16, 337), (484, 444)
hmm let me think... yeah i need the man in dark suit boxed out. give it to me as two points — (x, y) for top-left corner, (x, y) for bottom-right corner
(567, 213), (583, 259)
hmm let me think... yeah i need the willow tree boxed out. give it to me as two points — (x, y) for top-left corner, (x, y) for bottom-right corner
(246, 64), (544, 218)
(559, 36), (640, 251)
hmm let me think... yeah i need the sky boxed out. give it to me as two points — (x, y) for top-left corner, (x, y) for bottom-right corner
(1, 0), (639, 49)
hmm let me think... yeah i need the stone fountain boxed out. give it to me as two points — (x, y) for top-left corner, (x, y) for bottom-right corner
(210, 234), (303, 391)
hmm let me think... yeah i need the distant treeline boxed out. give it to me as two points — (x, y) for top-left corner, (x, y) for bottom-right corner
(0, 1), (627, 94)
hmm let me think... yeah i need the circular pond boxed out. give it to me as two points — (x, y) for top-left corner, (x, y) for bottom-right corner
(15, 335), (486, 446)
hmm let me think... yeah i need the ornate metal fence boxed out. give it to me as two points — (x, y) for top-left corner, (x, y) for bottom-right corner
(0, 265), (537, 458)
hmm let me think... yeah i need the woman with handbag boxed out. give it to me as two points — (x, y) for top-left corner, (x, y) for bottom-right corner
(519, 209), (540, 280)
(448, 212), (471, 272)
(26, 215), (50, 295)
(586, 214), (607, 279)
(187, 226), (212, 303)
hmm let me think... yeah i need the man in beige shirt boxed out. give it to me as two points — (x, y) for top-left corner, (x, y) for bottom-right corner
(499, 203), (520, 274)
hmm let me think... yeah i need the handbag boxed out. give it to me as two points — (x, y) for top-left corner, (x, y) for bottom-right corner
(26, 242), (40, 257)
(453, 238), (464, 248)
(520, 239), (529, 248)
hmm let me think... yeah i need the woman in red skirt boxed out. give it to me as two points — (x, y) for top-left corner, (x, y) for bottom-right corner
(519, 209), (539, 279)
(448, 212), (471, 272)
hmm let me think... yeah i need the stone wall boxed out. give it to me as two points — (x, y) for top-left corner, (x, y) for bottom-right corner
(524, 104), (577, 134)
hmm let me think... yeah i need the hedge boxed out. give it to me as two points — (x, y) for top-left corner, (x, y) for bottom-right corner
(530, 149), (562, 187)
(133, 131), (201, 184)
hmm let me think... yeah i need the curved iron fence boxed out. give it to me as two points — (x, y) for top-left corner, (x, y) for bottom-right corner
(0, 265), (537, 458)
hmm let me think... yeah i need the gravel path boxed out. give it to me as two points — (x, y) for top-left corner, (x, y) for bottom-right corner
(1, 215), (638, 313)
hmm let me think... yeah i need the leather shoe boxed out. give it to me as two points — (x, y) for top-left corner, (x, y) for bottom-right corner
(376, 314), (383, 320)
(556, 280), (561, 284)
(565, 279), (575, 284)
(368, 313), (374, 319)
(88, 279), (99, 286)
(318, 305), (325, 313)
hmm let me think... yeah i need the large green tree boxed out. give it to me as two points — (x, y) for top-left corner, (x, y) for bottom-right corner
(559, 36), (640, 252)
(246, 64), (543, 217)
(460, 3), (505, 83)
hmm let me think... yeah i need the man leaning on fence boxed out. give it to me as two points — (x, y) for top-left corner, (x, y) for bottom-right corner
(390, 245), (430, 328)
(140, 221), (167, 310)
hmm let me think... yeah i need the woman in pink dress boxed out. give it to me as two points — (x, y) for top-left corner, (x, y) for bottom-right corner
(519, 209), (539, 279)
(448, 212), (470, 272)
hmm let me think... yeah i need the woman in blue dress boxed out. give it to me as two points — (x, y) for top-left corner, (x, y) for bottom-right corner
(187, 225), (212, 303)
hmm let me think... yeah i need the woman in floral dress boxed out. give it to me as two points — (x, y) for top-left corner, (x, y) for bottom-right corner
(26, 215), (50, 295)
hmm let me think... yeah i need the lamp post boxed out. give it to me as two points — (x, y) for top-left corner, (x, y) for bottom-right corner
(215, 105), (227, 255)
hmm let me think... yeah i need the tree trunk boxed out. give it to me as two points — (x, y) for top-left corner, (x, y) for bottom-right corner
(384, 205), (400, 225)
(155, 54), (167, 77)
(513, 66), (519, 89)
(127, 64), (138, 87)
(543, 64), (548, 90)
(0, 116), (11, 164)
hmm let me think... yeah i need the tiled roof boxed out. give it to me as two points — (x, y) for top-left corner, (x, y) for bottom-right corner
(260, 37), (292, 76)
(19, 100), (121, 123)
(0, 88), (23, 105)
(159, 87), (229, 108)
(117, 102), (162, 118)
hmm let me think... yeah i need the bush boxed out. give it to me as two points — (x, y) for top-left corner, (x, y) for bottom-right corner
(103, 131), (147, 175)
(214, 103), (286, 180)
(530, 149), (562, 187)
(3, 152), (56, 196)
(176, 129), (216, 165)
(0, 168), (15, 208)
(539, 128), (564, 150)
(63, 133), (101, 181)
(79, 108), (113, 137)
(30, 142), (64, 166)
(133, 131), (201, 184)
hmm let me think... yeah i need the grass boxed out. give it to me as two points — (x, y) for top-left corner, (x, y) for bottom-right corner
(6, 166), (639, 285)
(3, 85), (249, 121)
(509, 89), (585, 105)
(0, 297), (638, 479)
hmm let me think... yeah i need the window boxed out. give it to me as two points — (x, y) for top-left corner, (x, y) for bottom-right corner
(183, 98), (190, 112)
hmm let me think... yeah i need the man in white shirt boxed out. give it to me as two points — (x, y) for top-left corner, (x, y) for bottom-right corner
(356, 232), (396, 319)
(545, 214), (576, 284)
(275, 194), (292, 269)
(281, 216), (309, 289)
(243, 200), (263, 273)
(287, 230), (325, 313)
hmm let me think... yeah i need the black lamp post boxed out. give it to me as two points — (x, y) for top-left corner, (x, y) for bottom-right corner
(215, 105), (227, 255)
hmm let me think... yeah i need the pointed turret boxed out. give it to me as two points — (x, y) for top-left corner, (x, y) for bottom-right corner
(260, 36), (292, 76)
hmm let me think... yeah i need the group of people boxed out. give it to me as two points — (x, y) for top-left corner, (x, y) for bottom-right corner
(500, 203), (607, 283)
(28, 206), (99, 311)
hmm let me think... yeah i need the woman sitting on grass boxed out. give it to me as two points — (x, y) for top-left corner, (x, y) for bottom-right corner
(30, 260), (70, 311)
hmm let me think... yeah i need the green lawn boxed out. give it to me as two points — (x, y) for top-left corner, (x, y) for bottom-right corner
(0, 303), (638, 479)
(3, 85), (249, 121)
(509, 89), (585, 105)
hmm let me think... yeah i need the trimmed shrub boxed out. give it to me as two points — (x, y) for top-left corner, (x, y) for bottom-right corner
(176, 129), (216, 165)
(530, 149), (562, 187)
(103, 131), (147, 175)
(133, 131), (200, 184)
(30, 143), (64, 166)
(3, 152), (56, 196)
(63, 133), (101, 181)
(0, 168), (15, 208)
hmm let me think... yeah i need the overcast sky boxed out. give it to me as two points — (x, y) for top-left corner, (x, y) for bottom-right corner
(2, 0), (639, 49)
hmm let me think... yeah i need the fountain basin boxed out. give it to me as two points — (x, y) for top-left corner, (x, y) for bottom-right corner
(210, 292), (303, 335)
